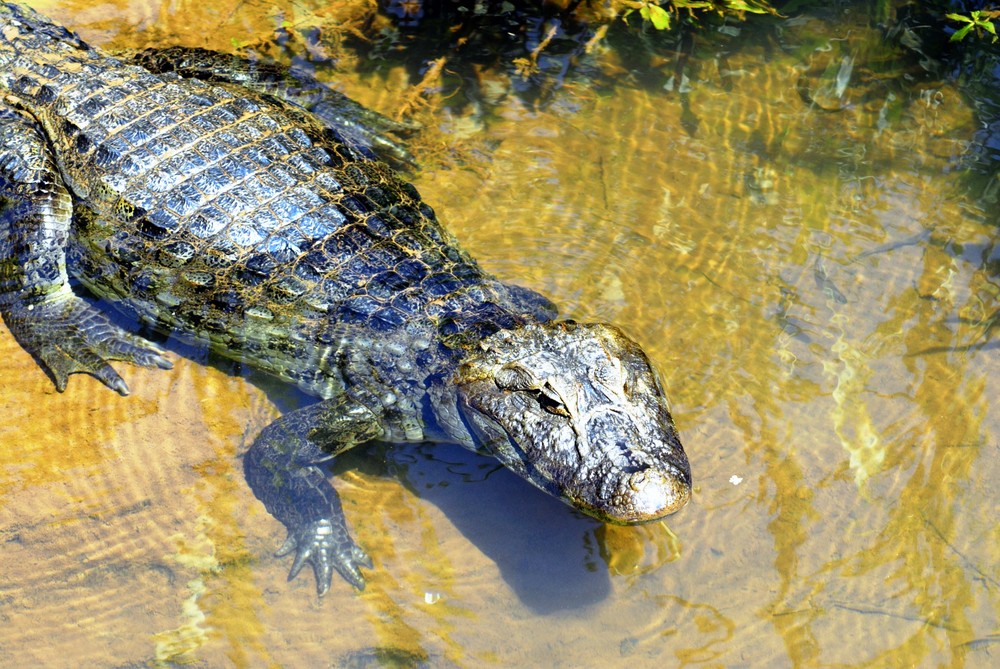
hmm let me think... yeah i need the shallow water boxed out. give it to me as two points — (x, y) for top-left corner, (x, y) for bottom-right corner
(2, 1), (998, 667)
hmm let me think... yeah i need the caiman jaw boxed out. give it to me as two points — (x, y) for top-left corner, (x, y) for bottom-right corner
(456, 320), (692, 524)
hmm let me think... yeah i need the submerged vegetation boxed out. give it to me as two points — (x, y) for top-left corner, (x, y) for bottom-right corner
(259, 1), (998, 107)
(246, 1), (1000, 283)
(248, 0), (998, 304)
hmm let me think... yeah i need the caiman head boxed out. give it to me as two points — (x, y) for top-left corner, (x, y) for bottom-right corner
(455, 320), (691, 524)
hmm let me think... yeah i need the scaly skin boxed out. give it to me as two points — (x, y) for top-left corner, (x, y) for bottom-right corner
(0, 3), (691, 595)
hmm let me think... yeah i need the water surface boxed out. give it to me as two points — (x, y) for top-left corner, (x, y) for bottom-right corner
(1, 1), (998, 667)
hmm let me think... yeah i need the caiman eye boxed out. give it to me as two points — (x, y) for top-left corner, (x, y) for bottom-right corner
(494, 365), (570, 416)
(531, 386), (570, 417)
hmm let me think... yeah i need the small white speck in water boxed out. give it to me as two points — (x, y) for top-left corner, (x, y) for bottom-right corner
(729, 475), (743, 486)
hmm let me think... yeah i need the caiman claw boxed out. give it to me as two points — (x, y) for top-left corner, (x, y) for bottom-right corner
(276, 518), (372, 595)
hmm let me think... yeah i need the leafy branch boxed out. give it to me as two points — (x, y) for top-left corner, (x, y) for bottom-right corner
(946, 9), (1000, 43)
(619, 0), (777, 32)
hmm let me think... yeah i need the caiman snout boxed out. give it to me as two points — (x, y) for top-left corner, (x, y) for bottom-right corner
(603, 461), (692, 524)
(572, 406), (691, 524)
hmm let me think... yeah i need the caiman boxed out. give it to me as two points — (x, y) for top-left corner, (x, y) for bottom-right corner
(0, 3), (691, 594)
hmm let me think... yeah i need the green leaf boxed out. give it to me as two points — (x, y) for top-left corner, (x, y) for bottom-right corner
(950, 23), (974, 42)
(725, 0), (771, 13)
(945, 13), (973, 25)
(640, 5), (671, 31)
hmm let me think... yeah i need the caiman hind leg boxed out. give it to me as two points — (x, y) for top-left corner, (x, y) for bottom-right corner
(0, 105), (172, 395)
(125, 46), (418, 167)
(244, 395), (387, 595)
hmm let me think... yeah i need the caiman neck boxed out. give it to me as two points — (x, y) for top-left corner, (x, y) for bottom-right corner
(432, 279), (558, 356)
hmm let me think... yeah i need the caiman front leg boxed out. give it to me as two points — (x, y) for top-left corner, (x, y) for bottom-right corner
(0, 106), (172, 395)
(125, 46), (418, 167)
(244, 394), (388, 595)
